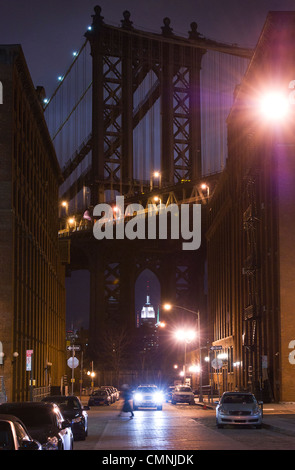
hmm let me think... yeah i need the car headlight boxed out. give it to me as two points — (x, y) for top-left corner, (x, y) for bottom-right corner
(154, 392), (164, 403)
(219, 406), (229, 415)
(42, 436), (59, 450)
(134, 393), (143, 402)
(252, 407), (261, 416)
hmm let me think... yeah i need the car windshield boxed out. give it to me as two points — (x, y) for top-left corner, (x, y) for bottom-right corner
(0, 422), (13, 450)
(177, 387), (192, 392)
(137, 387), (157, 393)
(0, 407), (54, 427)
(45, 397), (80, 410)
(93, 391), (107, 397)
(222, 394), (255, 404)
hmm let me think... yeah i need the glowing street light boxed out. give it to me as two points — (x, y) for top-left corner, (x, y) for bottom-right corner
(67, 217), (76, 229)
(164, 303), (203, 402)
(175, 329), (196, 343)
(200, 183), (210, 198)
(150, 170), (162, 190)
(189, 364), (201, 374)
(174, 328), (197, 385)
(259, 91), (290, 121)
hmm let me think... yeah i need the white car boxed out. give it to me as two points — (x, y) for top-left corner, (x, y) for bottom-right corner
(133, 385), (164, 410)
(216, 392), (263, 428)
(171, 386), (195, 405)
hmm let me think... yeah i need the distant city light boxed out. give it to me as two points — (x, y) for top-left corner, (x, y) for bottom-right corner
(73, 51), (78, 57)
(58, 76), (64, 82)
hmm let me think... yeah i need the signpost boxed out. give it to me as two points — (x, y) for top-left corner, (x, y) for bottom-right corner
(67, 344), (80, 394)
(211, 357), (223, 401)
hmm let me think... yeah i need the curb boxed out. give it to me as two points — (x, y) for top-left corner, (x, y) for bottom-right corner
(194, 402), (214, 410)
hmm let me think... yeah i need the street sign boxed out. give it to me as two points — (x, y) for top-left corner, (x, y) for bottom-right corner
(210, 346), (222, 350)
(66, 345), (81, 351)
(211, 358), (223, 370)
(67, 357), (79, 369)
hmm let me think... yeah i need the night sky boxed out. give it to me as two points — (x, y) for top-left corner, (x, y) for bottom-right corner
(1, 0), (295, 98)
(1, 0), (295, 329)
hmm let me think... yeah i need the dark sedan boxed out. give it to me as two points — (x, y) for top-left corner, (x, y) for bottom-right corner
(0, 402), (73, 450)
(41, 395), (88, 441)
(0, 414), (41, 450)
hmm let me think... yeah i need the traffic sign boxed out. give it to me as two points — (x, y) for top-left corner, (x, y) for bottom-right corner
(67, 357), (79, 369)
(211, 358), (223, 370)
(67, 345), (81, 351)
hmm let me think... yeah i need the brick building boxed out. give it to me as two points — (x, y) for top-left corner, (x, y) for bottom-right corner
(207, 12), (295, 402)
(0, 45), (66, 401)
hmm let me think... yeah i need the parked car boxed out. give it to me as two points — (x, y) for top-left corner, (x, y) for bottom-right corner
(171, 385), (195, 405)
(103, 386), (119, 401)
(133, 385), (164, 410)
(0, 402), (74, 450)
(41, 395), (89, 441)
(165, 386), (175, 402)
(101, 386), (115, 403)
(0, 414), (41, 450)
(112, 388), (120, 401)
(88, 389), (111, 406)
(216, 392), (263, 429)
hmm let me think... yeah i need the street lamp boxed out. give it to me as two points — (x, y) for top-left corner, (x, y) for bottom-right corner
(259, 91), (290, 121)
(174, 328), (196, 385)
(150, 171), (162, 190)
(164, 303), (203, 402)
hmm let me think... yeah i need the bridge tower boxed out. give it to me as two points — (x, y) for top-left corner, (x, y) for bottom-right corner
(85, 6), (205, 204)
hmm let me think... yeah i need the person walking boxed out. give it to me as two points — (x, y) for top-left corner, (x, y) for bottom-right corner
(119, 384), (134, 418)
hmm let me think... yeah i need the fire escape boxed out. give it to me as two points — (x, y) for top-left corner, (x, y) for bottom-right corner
(242, 174), (260, 394)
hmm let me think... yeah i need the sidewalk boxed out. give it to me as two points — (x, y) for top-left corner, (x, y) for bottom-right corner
(195, 398), (295, 436)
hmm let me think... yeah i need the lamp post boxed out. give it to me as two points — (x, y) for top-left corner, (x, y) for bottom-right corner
(175, 329), (196, 385)
(164, 303), (203, 402)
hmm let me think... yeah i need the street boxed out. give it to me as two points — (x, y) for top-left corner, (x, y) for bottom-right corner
(75, 399), (295, 451)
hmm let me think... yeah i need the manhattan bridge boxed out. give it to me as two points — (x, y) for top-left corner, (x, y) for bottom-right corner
(44, 6), (252, 369)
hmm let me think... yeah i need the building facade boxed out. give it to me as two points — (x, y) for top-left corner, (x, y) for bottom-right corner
(206, 12), (295, 402)
(0, 45), (66, 401)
